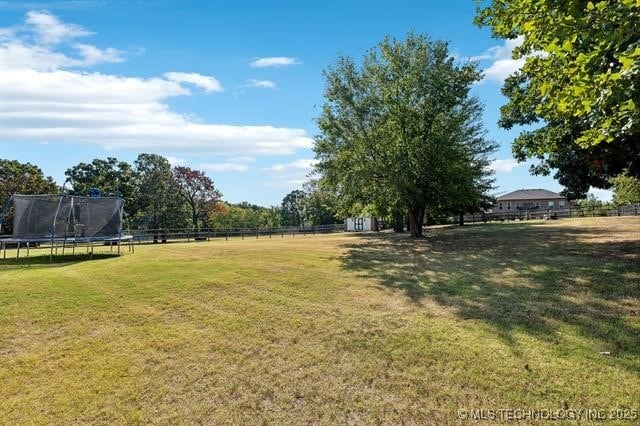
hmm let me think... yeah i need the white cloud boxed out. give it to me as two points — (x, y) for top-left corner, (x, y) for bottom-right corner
(246, 78), (276, 89)
(264, 158), (317, 172)
(263, 179), (306, 189)
(166, 156), (185, 166)
(249, 56), (300, 68)
(200, 163), (249, 172)
(488, 158), (522, 173)
(25, 10), (91, 44)
(0, 40), (124, 70)
(472, 37), (525, 83)
(0, 11), (314, 156)
(72, 43), (124, 66)
(263, 159), (316, 190)
(0, 10), (123, 70)
(228, 156), (256, 163)
(164, 72), (223, 93)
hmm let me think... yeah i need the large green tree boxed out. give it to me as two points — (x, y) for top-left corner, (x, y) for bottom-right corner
(476, 0), (640, 198)
(131, 154), (187, 229)
(0, 159), (58, 234)
(314, 33), (496, 237)
(1, 159), (58, 203)
(610, 172), (640, 205)
(64, 157), (135, 201)
(280, 190), (307, 227)
(302, 180), (340, 226)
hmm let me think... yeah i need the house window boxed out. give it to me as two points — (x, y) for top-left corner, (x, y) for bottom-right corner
(559, 200), (565, 208)
(516, 202), (522, 210)
(548, 201), (554, 209)
(534, 202), (540, 209)
(499, 202), (503, 210)
(507, 202), (511, 210)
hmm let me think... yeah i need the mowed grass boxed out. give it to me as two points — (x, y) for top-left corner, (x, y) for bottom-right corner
(0, 217), (638, 423)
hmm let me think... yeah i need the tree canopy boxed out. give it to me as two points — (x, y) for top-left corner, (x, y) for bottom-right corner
(280, 190), (306, 227)
(314, 33), (496, 236)
(0, 159), (58, 234)
(475, 0), (640, 198)
(1, 159), (58, 204)
(173, 166), (222, 228)
(610, 172), (640, 205)
(64, 157), (134, 200)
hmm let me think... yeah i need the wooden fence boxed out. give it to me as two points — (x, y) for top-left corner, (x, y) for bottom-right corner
(461, 203), (639, 223)
(128, 223), (345, 245)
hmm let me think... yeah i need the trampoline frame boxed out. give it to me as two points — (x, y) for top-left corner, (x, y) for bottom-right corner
(0, 194), (134, 260)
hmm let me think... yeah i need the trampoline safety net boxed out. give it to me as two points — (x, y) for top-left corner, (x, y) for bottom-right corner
(10, 194), (125, 240)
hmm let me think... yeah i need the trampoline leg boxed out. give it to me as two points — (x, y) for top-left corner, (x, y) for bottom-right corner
(117, 241), (121, 255)
(62, 241), (65, 255)
(90, 243), (94, 259)
(110, 241), (113, 252)
(72, 242), (76, 255)
(26, 242), (29, 257)
(131, 240), (135, 254)
(2, 241), (5, 259)
(50, 242), (53, 261)
(16, 242), (20, 259)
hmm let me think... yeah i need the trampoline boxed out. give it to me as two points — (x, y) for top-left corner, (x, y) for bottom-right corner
(0, 194), (133, 259)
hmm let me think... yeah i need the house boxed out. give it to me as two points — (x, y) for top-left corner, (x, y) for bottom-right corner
(495, 189), (568, 218)
(345, 217), (378, 231)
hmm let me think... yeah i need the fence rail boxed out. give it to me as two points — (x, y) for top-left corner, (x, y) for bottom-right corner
(461, 203), (639, 224)
(128, 223), (345, 245)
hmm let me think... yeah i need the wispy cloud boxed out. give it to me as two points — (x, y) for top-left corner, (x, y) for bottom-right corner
(166, 156), (186, 166)
(263, 179), (307, 189)
(263, 159), (316, 190)
(471, 37), (525, 83)
(488, 158), (522, 173)
(246, 78), (276, 89)
(25, 9), (91, 44)
(200, 163), (249, 172)
(249, 56), (301, 68)
(264, 159), (316, 172)
(164, 72), (223, 92)
(228, 156), (256, 163)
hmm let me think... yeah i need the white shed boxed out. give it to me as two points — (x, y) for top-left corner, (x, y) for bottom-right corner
(345, 217), (378, 232)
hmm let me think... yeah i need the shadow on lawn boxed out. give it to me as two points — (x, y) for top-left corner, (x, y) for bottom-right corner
(0, 253), (120, 270)
(340, 223), (640, 361)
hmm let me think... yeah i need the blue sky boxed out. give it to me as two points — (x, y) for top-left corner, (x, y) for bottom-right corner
(0, 0), (611, 205)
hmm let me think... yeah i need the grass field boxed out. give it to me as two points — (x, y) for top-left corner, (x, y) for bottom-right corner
(1, 217), (639, 423)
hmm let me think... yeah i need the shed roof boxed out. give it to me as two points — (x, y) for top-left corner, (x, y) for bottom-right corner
(497, 189), (565, 201)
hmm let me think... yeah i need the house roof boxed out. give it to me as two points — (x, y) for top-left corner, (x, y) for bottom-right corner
(497, 189), (565, 201)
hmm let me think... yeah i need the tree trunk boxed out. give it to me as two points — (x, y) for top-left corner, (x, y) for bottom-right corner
(458, 211), (464, 226)
(408, 206), (424, 238)
(392, 213), (404, 232)
(191, 203), (198, 229)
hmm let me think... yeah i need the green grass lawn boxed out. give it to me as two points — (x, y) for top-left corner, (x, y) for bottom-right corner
(1, 217), (639, 423)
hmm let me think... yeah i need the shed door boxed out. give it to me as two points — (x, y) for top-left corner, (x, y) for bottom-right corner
(355, 218), (364, 231)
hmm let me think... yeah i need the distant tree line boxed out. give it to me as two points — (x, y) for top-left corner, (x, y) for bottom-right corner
(0, 156), (340, 234)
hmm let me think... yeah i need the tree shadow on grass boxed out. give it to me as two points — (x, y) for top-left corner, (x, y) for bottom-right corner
(0, 253), (121, 270)
(339, 223), (640, 365)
